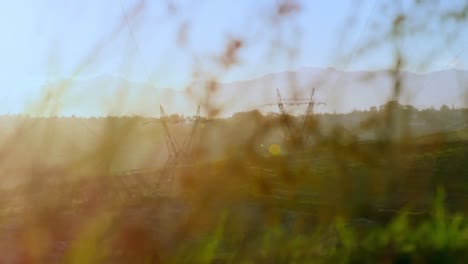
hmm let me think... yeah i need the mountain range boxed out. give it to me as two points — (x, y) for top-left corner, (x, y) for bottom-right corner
(36, 68), (468, 117)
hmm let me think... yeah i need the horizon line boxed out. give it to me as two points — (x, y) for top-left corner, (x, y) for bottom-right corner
(2, 103), (466, 119)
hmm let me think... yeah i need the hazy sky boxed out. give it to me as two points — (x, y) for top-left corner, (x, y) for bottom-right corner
(0, 0), (467, 115)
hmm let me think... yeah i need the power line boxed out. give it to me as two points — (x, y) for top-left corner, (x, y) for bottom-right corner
(117, 0), (151, 78)
(444, 45), (468, 69)
(326, 0), (377, 103)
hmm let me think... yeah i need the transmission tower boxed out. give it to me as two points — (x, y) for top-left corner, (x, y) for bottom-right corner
(301, 88), (319, 131)
(160, 105), (181, 159)
(157, 105), (201, 194)
(111, 105), (201, 200)
(275, 88), (325, 145)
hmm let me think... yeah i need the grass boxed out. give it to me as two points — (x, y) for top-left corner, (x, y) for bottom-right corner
(0, 115), (467, 263)
(157, 190), (468, 263)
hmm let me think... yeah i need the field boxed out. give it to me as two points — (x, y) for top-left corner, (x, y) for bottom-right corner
(0, 115), (467, 262)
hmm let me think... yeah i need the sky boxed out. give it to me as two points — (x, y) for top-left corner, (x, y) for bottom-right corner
(0, 0), (467, 116)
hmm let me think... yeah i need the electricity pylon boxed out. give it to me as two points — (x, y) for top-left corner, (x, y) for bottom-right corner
(157, 105), (201, 194)
(275, 88), (325, 144)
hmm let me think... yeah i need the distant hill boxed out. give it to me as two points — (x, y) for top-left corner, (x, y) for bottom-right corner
(190, 68), (468, 116)
(36, 68), (468, 117)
